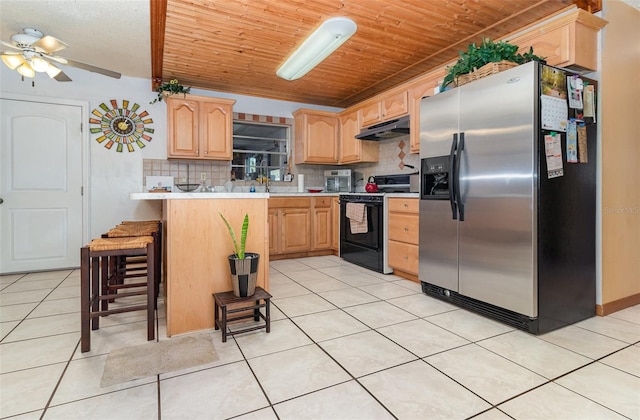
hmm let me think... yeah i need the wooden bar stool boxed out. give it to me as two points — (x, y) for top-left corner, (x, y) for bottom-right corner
(103, 221), (162, 304)
(80, 236), (156, 353)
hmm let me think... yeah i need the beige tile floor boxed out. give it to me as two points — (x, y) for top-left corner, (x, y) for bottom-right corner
(1, 255), (639, 419)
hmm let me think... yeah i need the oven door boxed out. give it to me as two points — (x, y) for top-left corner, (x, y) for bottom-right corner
(339, 199), (384, 272)
(341, 202), (381, 250)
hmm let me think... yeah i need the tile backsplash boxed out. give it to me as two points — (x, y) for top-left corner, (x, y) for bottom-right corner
(142, 136), (419, 192)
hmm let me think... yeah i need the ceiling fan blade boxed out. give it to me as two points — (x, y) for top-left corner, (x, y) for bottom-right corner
(44, 54), (68, 64)
(32, 35), (68, 54)
(53, 69), (72, 82)
(64, 58), (121, 79)
(1, 40), (21, 50)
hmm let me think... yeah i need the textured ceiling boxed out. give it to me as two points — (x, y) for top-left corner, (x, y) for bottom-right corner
(0, 0), (150, 79)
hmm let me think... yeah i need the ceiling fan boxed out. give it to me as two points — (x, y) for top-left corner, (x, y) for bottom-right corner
(1, 28), (121, 81)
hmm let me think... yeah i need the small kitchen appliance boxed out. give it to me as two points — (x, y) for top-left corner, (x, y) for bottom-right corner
(365, 176), (378, 193)
(324, 169), (360, 193)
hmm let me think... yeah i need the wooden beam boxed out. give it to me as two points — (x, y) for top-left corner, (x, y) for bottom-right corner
(572, 0), (602, 13)
(150, 0), (167, 91)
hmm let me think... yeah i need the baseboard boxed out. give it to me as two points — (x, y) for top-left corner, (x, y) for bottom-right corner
(270, 250), (334, 261)
(391, 269), (419, 283)
(596, 292), (640, 316)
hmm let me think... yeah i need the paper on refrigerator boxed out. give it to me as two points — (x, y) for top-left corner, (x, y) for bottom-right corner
(544, 133), (564, 178)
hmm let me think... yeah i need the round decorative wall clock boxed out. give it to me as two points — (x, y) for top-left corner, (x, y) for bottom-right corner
(89, 99), (154, 152)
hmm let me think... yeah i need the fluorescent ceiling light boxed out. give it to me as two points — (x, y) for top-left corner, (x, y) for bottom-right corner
(277, 17), (357, 81)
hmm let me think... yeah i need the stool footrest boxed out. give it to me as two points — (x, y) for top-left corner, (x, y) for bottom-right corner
(91, 304), (148, 317)
(224, 324), (268, 337)
(226, 303), (267, 315)
(96, 290), (147, 300)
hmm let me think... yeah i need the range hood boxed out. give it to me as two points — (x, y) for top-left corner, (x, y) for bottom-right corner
(355, 115), (410, 141)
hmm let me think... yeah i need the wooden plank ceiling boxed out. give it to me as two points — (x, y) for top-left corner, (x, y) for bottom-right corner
(153, 0), (591, 108)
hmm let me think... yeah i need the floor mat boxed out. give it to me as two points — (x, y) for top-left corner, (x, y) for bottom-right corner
(101, 332), (219, 387)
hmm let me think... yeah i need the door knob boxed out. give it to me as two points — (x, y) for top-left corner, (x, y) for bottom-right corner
(0, 197), (3, 204)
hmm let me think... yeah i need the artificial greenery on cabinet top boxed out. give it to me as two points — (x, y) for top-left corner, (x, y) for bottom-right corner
(441, 38), (545, 89)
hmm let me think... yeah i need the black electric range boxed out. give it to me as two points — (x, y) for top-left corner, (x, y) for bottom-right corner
(339, 173), (416, 274)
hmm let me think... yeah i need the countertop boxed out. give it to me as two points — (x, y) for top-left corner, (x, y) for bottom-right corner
(130, 191), (419, 200)
(130, 192), (269, 200)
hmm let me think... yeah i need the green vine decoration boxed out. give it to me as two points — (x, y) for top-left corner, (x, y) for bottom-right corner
(150, 79), (191, 104)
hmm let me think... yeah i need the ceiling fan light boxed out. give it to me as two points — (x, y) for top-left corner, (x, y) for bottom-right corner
(2, 54), (25, 70)
(276, 17), (357, 81)
(16, 63), (35, 78)
(29, 57), (49, 72)
(46, 64), (62, 78)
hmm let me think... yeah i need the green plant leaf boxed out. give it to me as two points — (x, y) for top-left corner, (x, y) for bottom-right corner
(239, 214), (249, 259)
(219, 212), (249, 259)
(440, 38), (544, 90)
(219, 212), (240, 258)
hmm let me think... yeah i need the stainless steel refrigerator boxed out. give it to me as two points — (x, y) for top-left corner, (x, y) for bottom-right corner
(418, 61), (596, 333)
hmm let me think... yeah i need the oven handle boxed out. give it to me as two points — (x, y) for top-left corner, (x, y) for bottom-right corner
(339, 202), (382, 207)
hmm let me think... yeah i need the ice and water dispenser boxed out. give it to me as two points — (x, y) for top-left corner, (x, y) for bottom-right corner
(420, 156), (451, 198)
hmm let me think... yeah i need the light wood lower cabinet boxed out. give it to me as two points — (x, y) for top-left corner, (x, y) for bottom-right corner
(312, 197), (332, 250)
(269, 197), (311, 255)
(387, 197), (419, 279)
(331, 197), (340, 251)
(269, 196), (336, 258)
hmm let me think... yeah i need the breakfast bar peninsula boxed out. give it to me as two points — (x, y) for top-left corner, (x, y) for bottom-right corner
(130, 192), (269, 336)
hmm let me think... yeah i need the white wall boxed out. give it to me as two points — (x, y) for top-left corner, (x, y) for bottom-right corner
(0, 65), (341, 238)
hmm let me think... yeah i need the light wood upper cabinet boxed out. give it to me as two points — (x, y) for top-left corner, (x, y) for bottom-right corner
(293, 109), (339, 165)
(167, 95), (235, 160)
(408, 69), (445, 154)
(360, 90), (408, 128)
(508, 9), (607, 73)
(339, 109), (378, 164)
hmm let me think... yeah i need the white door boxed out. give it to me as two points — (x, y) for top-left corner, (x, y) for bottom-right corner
(0, 98), (84, 273)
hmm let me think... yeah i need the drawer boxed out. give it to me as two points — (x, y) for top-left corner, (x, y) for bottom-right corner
(388, 240), (418, 275)
(269, 197), (310, 209)
(312, 196), (331, 208)
(388, 198), (418, 213)
(388, 213), (419, 244)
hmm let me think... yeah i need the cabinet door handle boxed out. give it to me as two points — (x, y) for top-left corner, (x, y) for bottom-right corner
(403, 255), (408, 260)
(204, 150), (208, 154)
(404, 227), (408, 231)
(196, 150), (199, 154)
(403, 203), (408, 207)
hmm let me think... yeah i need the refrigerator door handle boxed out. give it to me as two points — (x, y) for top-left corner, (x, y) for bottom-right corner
(449, 133), (458, 220)
(456, 132), (465, 221)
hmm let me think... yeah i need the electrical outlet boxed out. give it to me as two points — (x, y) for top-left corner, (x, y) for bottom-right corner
(200, 172), (207, 181)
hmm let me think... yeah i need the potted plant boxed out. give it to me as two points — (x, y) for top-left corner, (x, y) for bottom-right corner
(219, 212), (259, 297)
(150, 78), (191, 104)
(441, 38), (544, 90)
